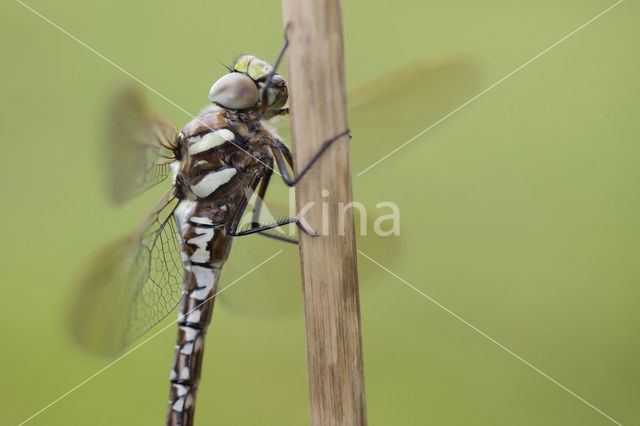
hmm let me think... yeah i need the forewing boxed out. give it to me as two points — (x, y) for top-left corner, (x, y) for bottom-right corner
(71, 190), (186, 355)
(268, 56), (477, 170)
(106, 86), (179, 203)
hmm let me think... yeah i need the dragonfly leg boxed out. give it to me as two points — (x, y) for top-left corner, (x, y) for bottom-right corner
(261, 26), (290, 110)
(258, 232), (299, 244)
(247, 166), (298, 243)
(228, 167), (310, 243)
(268, 129), (351, 187)
(250, 164), (272, 226)
(251, 168), (299, 244)
(229, 217), (317, 238)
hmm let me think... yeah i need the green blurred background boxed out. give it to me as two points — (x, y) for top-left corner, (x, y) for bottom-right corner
(1, 0), (638, 425)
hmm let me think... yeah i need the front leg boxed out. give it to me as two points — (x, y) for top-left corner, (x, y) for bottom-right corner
(267, 129), (351, 187)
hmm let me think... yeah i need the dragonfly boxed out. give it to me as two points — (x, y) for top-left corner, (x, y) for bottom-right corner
(71, 45), (476, 426)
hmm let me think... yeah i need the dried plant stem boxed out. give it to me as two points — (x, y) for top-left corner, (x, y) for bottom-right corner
(281, 1), (367, 425)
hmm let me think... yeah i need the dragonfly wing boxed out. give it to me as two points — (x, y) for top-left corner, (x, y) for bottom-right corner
(71, 190), (186, 355)
(348, 55), (477, 170)
(105, 86), (179, 203)
(267, 55), (477, 170)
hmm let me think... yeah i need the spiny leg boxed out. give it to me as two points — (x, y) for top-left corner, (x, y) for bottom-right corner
(250, 165), (272, 228)
(261, 24), (291, 109)
(259, 231), (299, 244)
(268, 129), (351, 187)
(250, 168), (299, 244)
(228, 169), (309, 243)
(248, 166), (298, 243)
(253, 129), (351, 241)
(230, 217), (316, 238)
(254, 129), (351, 238)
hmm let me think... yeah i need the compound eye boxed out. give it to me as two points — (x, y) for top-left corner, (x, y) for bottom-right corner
(209, 72), (259, 110)
(261, 75), (288, 109)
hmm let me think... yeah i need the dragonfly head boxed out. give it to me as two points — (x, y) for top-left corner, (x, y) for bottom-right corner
(208, 55), (288, 115)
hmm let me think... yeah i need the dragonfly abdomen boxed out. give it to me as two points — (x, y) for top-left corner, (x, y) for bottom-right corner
(168, 201), (233, 426)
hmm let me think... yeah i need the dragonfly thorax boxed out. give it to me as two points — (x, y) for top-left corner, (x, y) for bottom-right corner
(174, 105), (275, 209)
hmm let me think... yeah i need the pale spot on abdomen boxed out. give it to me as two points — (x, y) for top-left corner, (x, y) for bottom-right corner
(187, 227), (215, 263)
(189, 265), (216, 300)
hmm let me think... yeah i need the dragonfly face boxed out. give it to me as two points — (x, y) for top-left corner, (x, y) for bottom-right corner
(209, 55), (288, 116)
